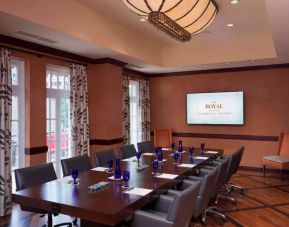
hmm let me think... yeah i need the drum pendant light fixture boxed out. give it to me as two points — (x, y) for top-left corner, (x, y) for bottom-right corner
(122, 0), (218, 42)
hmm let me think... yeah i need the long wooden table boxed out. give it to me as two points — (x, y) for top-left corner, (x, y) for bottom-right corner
(12, 148), (222, 226)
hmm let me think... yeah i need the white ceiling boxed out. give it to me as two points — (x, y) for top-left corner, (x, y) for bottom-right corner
(0, 0), (289, 74)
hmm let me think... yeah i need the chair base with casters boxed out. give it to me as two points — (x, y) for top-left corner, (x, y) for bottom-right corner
(202, 206), (228, 224)
(215, 194), (237, 211)
(224, 183), (245, 195)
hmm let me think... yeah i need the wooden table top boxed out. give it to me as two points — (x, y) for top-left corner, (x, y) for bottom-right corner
(12, 148), (223, 226)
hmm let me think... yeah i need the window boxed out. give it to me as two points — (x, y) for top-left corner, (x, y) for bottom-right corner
(129, 80), (142, 148)
(11, 59), (25, 171)
(46, 66), (71, 177)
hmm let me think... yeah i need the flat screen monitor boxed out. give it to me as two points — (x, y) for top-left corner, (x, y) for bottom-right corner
(186, 91), (244, 125)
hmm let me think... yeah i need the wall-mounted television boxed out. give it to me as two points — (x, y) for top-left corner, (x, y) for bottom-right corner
(186, 91), (244, 125)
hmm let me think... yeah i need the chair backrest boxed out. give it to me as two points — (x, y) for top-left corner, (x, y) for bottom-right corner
(224, 148), (240, 183)
(154, 129), (172, 147)
(192, 165), (219, 218)
(94, 149), (116, 167)
(233, 146), (245, 174)
(15, 163), (57, 191)
(120, 144), (137, 159)
(137, 141), (154, 153)
(279, 132), (289, 157)
(165, 180), (201, 226)
(61, 153), (92, 177)
(211, 157), (230, 198)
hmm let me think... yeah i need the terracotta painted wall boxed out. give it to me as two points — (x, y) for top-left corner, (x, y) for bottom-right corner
(150, 68), (289, 168)
(87, 63), (123, 164)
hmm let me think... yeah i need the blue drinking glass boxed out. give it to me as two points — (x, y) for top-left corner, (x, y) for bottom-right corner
(136, 151), (142, 164)
(157, 149), (163, 162)
(71, 169), (78, 184)
(107, 159), (113, 173)
(201, 142), (205, 153)
(173, 152), (180, 165)
(152, 160), (159, 175)
(114, 159), (122, 179)
(171, 142), (175, 152)
(154, 147), (159, 156)
(189, 147), (194, 156)
(122, 171), (130, 188)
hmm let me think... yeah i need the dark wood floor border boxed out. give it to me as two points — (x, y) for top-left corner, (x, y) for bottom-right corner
(25, 146), (48, 155)
(90, 138), (123, 145)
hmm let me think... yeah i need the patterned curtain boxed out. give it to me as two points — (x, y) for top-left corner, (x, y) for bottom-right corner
(139, 79), (151, 141)
(70, 64), (90, 156)
(0, 48), (12, 216)
(122, 74), (130, 145)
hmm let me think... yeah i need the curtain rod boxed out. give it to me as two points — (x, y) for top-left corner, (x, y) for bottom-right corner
(0, 44), (88, 67)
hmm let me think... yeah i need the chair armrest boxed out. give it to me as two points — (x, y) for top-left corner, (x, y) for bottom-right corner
(132, 210), (173, 227)
(166, 189), (178, 197)
(155, 195), (174, 213)
(187, 176), (203, 181)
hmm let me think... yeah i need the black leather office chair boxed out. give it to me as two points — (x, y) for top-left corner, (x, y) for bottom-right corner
(94, 149), (116, 167)
(120, 144), (137, 159)
(224, 147), (245, 194)
(131, 180), (201, 227)
(61, 153), (92, 177)
(200, 157), (232, 221)
(188, 164), (219, 224)
(14, 163), (72, 227)
(137, 141), (154, 153)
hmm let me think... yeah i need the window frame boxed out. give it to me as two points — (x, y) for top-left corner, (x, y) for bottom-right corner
(46, 65), (71, 178)
(11, 58), (25, 171)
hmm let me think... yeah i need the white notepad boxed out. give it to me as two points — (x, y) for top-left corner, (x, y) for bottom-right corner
(58, 176), (80, 184)
(108, 176), (122, 181)
(122, 157), (137, 162)
(178, 163), (196, 168)
(162, 148), (170, 151)
(194, 156), (209, 160)
(155, 173), (178, 179)
(91, 167), (109, 172)
(142, 153), (155, 156)
(205, 151), (218, 154)
(124, 188), (153, 196)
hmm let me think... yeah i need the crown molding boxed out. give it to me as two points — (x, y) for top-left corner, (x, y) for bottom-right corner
(2, 34), (289, 77)
(92, 58), (127, 67)
(149, 63), (289, 78)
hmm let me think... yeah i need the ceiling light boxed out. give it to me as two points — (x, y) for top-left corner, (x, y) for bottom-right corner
(230, 0), (240, 5)
(226, 23), (235, 27)
(122, 0), (218, 42)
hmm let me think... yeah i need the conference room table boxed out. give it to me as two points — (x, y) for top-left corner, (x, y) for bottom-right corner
(12, 148), (223, 227)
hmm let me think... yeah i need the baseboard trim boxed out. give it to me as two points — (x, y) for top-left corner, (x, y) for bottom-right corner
(90, 138), (123, 146)
(25, 146), (48, 155)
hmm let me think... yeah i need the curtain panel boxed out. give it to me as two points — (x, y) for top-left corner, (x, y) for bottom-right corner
(0, 48), (12, 216)
(70, 64), (90, 156)
(122, 74), (130, 145)
(139, 79), (151, 142)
